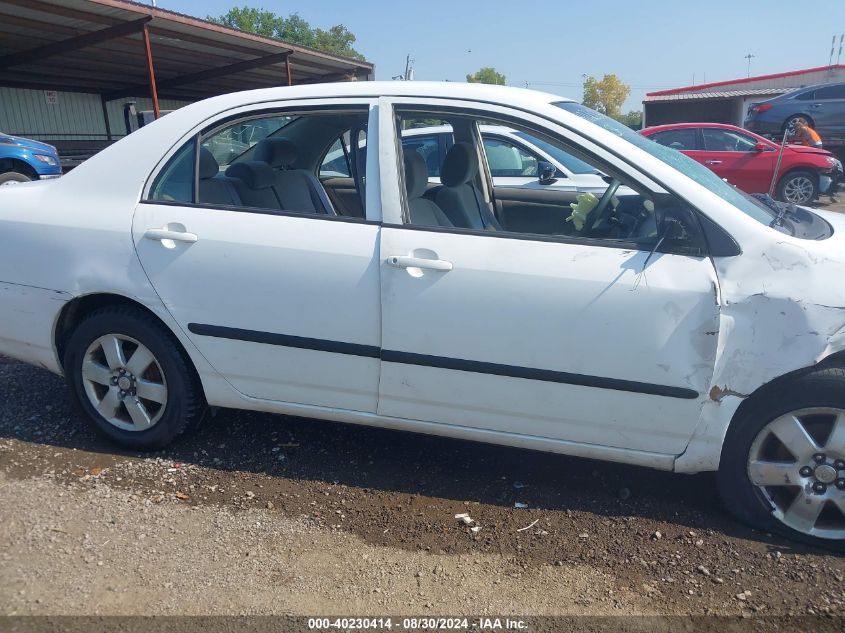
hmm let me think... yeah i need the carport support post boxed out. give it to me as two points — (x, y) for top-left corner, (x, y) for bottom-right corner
(142, 24), (161, 119)
(285, 55), (292, 86)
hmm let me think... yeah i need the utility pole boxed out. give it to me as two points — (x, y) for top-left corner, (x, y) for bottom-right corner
(744, 53), (755, 78)
(403, 54), (414, 81)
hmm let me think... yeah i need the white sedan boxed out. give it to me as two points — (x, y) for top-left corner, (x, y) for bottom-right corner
(2, 82), (845, 549)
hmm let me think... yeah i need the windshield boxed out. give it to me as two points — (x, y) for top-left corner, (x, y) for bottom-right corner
(513, 131), (598, 174)
(553, 102), (777, 227)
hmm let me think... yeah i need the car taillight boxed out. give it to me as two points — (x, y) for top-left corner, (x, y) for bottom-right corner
(753, 103), (773, 113)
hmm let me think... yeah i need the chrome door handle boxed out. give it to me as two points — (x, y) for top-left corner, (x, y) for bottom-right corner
(704, 160), (722, 165)
(387, 255), (453, 271)
(144, 228), (198, 243)
(811, 103), (822, 108)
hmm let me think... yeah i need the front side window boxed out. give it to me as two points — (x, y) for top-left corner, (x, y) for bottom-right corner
(482, 136), (538, 177)
(701, 128), (758, 152)
(649, 128), (699, 151)
(555, 101), (778, 228)
(814, 84), (845, 100)
(396, 109), (704, 254)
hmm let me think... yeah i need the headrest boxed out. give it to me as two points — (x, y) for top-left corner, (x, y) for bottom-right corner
(403, 151), (429, 199)
(225, 161), (277, 190)
(440, 142), (478, 187)
(199, 147), (219, 180)
(254, 138), (297, 168)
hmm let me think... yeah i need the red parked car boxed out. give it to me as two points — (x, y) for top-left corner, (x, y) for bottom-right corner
(640, 123), (841, 204)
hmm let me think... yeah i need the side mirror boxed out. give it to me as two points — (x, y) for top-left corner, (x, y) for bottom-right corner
(538, 161), (557, 185)
(754, 142), (768, 152)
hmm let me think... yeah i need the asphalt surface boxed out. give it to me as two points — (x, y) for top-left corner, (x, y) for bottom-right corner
(0, 353), (843, 618)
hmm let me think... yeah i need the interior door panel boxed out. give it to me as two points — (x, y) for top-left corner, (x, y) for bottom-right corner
(494, 186), (580, 234)
(322, 176), (364, 218)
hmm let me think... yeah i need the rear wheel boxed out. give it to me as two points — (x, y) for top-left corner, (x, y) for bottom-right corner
(777, 170), (817, 204)
(782, 114), (813, 136)
(718, 367), (845, 550)
(0, 171), (31, 186)
(64, 306), (205, 449)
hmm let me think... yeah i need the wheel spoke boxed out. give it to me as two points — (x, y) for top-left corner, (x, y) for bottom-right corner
(748, 460), (798, 486)
(100, 335), (126, 370)
(82, 360), (112, 386)
(124, 397), (153, 430)
(135, 379), (166, 404)
(783, 492), (825, 533)
(825, 413), (845, 452)
(96, 388), (121, 419)
(768, 414), (821, 460)
(125, 345), (155, 377)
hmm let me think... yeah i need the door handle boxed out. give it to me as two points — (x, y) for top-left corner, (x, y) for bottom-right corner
(704, 160), (722, 165)
(144, 228), (198, 243)
(811, 103), (822, 108)
(387, 255), (453, 271)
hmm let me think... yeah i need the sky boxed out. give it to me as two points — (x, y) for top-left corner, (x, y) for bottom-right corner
(160, 0), (845, 111)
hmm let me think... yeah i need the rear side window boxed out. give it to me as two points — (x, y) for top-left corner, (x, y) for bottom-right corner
(149, 140), (195, 203)
(648, 128), (699, 151)
(796, 90), (816, 101)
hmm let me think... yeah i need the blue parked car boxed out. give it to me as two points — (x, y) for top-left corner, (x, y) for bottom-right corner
(0, 132), (62, 186)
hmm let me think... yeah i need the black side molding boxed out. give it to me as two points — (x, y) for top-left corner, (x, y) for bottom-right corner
(187, 323), (699, 400)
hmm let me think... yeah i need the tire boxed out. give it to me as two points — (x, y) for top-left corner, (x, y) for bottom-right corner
(777, 169), (817, 204)
(64, 306), (205, 449)
(718, 365), (845, 551)
(782, 114), (813, 136)
(0, 171), (32, 186)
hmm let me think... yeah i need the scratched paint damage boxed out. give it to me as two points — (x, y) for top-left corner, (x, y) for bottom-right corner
(675, 208), (845, 473)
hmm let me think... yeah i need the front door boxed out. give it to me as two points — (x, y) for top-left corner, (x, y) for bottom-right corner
(376, 100), (720, 456)
(133, 102), (382, 412)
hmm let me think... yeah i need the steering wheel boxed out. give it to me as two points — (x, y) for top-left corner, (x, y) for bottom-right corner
(578, 178), (621, 237)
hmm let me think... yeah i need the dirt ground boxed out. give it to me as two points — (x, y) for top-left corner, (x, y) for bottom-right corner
(0, 355), (843, 621)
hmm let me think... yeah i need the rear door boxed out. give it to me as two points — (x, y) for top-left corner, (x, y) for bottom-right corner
(133, 100), (383, 413)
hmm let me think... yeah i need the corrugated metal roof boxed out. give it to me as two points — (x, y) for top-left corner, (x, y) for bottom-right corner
(647, 64), (845, 97)
(644, 87), (789, 102)
(0, 0), (374, 102)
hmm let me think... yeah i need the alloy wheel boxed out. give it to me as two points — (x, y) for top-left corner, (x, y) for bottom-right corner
(748, 408), (845, 540)
(782, 176), (814, 204)
(81, 334), (168, 432)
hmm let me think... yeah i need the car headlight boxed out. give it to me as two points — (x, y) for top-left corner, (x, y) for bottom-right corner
(34, 154), (57, 166)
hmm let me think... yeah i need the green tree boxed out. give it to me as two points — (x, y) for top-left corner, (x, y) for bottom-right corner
(466, 67), (506, 85)
(582, 74), (631, 118)
(208, 6), (365, 60)
(617, 110), (643, 129)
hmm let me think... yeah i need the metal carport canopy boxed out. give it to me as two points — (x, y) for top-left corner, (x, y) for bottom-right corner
(0, 0), (374, 105)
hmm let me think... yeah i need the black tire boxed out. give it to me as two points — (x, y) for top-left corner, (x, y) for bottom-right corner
(776, 169), (817, 204)
(718, 365), (845, 551)
(64, 306), (205, 449)
(0, 171), (32, 186)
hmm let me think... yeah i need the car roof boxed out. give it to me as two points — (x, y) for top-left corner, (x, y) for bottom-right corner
(195, 81), (570, 114)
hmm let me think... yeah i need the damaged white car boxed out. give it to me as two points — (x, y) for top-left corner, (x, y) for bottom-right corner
(2, 82), (845, 549)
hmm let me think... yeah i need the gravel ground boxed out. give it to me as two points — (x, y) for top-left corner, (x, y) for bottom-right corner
(0, 354), (843, 619)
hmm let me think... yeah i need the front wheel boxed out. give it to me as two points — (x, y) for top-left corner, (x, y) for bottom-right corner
(64, 306), (205, 449)
(777, 170), (817, 204)
(718, 367), (845, 550)
(0, 171), (32, 186)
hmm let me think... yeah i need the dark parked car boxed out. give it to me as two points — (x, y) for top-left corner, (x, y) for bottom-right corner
(745, 82), (845, 143)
